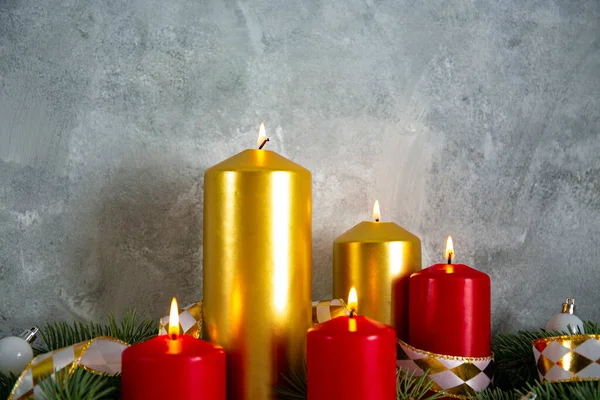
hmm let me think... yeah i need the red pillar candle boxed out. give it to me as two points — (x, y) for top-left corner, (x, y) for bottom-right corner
(121, 298), (226, 399)
(408, 236), (491, 357)
(307, 288), (396, 400)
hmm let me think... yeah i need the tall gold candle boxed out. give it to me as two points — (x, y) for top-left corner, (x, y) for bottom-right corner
(333, 201), (421, 340)
(203, 124), (312, 400)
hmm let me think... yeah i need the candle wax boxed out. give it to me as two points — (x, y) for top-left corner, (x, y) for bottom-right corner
(121, 334), (226, 400)
(203, 148), (312, 400)
(408, 263), (491, 357)
(333, 220), (421, 340)
(307, 315), (397, 400)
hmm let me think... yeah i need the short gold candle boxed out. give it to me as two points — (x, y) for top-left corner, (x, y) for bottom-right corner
(203, 125), (312, 400)
(333, 201), (421, 340)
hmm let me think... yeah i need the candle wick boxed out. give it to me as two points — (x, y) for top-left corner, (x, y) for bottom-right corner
(349, 309), (355, 318)
(375, 218), (380, 222)
(447, 252), (453, 265)
(170, 333), (177, 340)
(258, 138), (270, 150)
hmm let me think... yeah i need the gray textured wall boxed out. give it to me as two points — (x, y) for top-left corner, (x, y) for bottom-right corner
(0, 0), (599, 337)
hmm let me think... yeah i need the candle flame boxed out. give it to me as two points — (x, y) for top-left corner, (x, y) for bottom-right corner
(168, 297), (180, 338)
(445, 236), (454, 263)
(372, 200), (381, 222)
(348, 287), (358, 313)
(348, 287), (358, 332)
(257, 122), (267, 148)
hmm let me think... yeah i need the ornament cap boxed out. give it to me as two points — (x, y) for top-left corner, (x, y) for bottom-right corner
(561, 298), (576, 315)
(19, 327), (39, 343)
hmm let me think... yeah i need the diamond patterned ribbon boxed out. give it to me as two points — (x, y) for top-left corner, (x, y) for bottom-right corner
(8, 337), (128, 400)
(532, 334), (600, 382)
(396, 339), (494, 399)
(311, 299), (350, 323)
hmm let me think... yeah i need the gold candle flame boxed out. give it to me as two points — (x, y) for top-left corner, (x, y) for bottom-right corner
(168, 297), (180, 338)
(445, 236), (454, 263)
(257, 122), (267, 148)
(372, 200), (381, 222)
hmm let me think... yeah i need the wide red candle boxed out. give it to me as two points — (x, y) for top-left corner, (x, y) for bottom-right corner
(307, 312), (396, 400)
(121, 334), (225, 399)
(408, 237), (491, 357)
(121, 298), (226, 400)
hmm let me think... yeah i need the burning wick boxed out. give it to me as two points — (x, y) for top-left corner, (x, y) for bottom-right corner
(258, 137), (270, 149)
(447, 251), (453, 265)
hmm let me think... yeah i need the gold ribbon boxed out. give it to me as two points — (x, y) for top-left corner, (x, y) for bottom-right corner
(311, 299), (350, 323)
(9, 337), (128, 400)
(396, 339), (494, 399)
(532, 334), (600, 383)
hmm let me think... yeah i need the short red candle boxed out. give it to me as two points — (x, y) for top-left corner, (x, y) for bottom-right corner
(122, 298), (225, 399)
(121, 334), (226, 399)
(408, 237), (491, 357)
(307, 315), (397, 400)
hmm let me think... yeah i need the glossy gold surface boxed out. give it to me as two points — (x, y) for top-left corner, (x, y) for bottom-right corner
(333, 221), (421, 340)
(203, 149), (312, 400)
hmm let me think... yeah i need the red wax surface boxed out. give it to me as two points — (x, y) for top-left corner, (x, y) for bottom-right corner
(121, 334), (226, 400)
(408, 263), (491, 357)
(307, 315), (396, 400)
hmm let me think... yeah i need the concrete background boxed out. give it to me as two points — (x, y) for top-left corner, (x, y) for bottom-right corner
(0, 0), (599, 337)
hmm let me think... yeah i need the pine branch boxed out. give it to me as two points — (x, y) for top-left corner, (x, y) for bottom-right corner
(40, 309), (158, 351)
(518, 380), (600, 400)
(492, 321), (600, 391)
(37, 368), (118, 400)
(397, 368), (443, 400)
(492, 330), (547, 389)
(470, 387), (520, 400)
(274, 364), (307, 399)
(0, 371), (18, 400)
(275, 367), (444, 400)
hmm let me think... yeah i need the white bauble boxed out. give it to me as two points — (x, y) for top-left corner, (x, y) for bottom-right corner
(545, 298), (584, 334)
(0, 336), (34, 376)
(545, 312), (584, 333)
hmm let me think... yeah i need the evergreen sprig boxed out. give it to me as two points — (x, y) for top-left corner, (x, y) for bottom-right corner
(40, 310), (157, 351)
(522, 381), (600, 400)
(492, 321), (600, 391)
(471, 387), (521, 400)
(397, 368), (443, 400)
(275, 367), (443, 400)
(469, 379), (600, 399)
(274, 365), (306, 399)
(37, 368), (119, 400)
(0, 372), (18, 400)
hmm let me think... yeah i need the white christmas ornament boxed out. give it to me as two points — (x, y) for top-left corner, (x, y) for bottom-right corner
(0, 327), (38, 376)
(545, 298), (584, 334)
